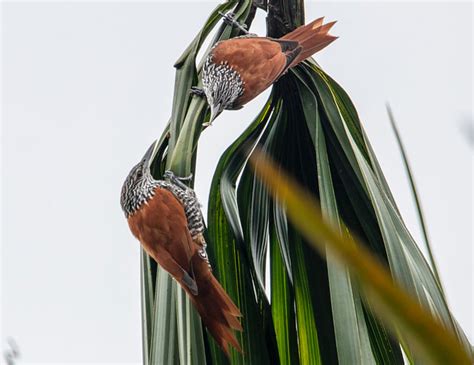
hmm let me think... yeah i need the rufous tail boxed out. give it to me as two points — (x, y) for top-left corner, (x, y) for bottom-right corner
(282, 17), (338, 68)
(185, 250), (243, 357)
(192, 275), (242, 356)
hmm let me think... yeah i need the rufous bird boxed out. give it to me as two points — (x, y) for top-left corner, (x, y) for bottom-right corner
(195, 14), (337, 124)
(120, 143), (242, 356)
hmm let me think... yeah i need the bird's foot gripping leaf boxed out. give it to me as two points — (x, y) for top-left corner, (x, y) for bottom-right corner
(160, 171), (205, 238)
(190, 86), (205, 97)
(219, 11), (249, 35)
(163, 170), (193, 190)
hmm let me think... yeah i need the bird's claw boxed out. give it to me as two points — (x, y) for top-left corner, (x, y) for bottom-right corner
(164, 170), (193, 190)
(202, 121), (213, 127)
(219, 11), (249, 34)
(190, 86), (205, 97)
(164, 170), (193, 181)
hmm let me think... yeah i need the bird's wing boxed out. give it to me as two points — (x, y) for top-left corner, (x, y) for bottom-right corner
(128, 187), (198, 294)
(212, 37), (300, 105)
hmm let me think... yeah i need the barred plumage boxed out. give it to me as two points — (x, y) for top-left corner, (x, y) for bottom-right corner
(120, 162), (160, 219)
(202, 55), (244, 121)
(200, 16), (337, 123)
(156, 180), (206, 239)
(120, 157), (207, 257)
(120, 143), (242, 355)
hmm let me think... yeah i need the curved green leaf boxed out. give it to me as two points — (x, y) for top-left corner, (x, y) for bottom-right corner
(250, 150), (473, 365)
(386, 105), (443, 292)
(142, 2), (257, 364)
(302, 77), (376, 364)
(270, 223), (299, 365)
(207, 98), (276, 364)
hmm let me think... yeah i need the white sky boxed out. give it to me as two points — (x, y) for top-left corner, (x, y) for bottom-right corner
(1, 1), (472, 363)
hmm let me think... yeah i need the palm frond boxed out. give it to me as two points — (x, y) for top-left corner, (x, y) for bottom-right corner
(139, 1), (472, 363)
(248, 149), (472, 365)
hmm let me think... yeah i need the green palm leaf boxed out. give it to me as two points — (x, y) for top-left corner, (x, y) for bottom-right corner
(142, 1), (257, 364)
(248, 149), (472, 365)
(138, 0), (472, 363)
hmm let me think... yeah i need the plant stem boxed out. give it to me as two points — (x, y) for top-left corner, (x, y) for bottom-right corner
(266, 0), (305, 37)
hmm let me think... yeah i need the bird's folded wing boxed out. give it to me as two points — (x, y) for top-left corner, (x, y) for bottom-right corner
(128, 187), (198, 294)
(212, 38), (290, 105)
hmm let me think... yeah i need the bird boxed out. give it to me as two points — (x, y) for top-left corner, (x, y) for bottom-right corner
(120, 142), (242, 356)
(196, 14), (337, 124)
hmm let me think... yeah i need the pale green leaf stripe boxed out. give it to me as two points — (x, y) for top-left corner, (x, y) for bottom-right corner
(176, 289), (187, 364)
(140, 250), (155, 365)
(249, 150), (472, 365)
(176, 288), (206, 365)
(150, 268), (177, 365)
(168, 97), (207, 174)
(252, 177), (271, 288)
(142, 126), (170, 364)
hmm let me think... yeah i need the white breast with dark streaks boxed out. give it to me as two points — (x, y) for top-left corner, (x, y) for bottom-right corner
(202, 55), (245, 110)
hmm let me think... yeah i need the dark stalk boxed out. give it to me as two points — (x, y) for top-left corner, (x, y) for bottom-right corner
(266, 0), (305, 37)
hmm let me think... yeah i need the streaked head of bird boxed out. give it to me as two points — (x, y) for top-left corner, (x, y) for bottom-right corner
(202, 58), (244, 124)
(120, 142), (159, 218)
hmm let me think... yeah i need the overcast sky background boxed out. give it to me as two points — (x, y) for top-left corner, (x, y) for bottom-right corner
(1, 1), (472, 363)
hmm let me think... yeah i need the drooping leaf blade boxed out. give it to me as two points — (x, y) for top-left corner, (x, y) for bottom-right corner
(386, 104), (443, 292)
(292, 69), (377, 365)
(301, 62), (471, 356)
(206, 98), (276, 364)
(143, 2), (257, 363)
(270, 224), (299, 365)
(249, 150), (473, 365)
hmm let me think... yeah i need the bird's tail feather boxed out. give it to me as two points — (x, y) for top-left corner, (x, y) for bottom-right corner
(282, 17), (338, 68)
(187, 262), (243, 357)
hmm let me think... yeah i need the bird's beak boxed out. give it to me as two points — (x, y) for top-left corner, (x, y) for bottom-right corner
(143, 140), (159, 169)
(205, 103), (221, 127)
